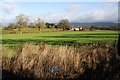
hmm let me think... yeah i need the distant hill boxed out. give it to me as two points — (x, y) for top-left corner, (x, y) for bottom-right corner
(1, 22), (118, 27)
(70, 22), (118, 26)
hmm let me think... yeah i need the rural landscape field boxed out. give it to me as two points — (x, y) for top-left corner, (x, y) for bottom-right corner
(2, 30), (118, 47)
(1, 1), (120, 80)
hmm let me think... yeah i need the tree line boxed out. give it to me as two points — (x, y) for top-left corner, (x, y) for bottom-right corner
(4, 14), (119, 32)
(4, 14), (70, 33)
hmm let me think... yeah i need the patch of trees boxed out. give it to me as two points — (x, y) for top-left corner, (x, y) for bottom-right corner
(45, 19), (71, 31)
(5, 14), (71, 32)
(4, 23), (17, 30)
(4, 14), (46, 33)
(5, 14), (119, 32)
(45, 23), (56, 28)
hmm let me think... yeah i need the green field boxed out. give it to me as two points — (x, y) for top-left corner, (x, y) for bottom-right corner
(1, 30), (118, 48)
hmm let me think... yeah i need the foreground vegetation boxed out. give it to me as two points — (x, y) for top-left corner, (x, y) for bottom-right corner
(2, 43), (120, 79)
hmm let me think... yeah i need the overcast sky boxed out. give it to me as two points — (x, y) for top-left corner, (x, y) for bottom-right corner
(0, 1), (119, 26)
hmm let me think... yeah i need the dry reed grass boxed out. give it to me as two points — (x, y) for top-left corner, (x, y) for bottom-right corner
(2, 43), (120, 79)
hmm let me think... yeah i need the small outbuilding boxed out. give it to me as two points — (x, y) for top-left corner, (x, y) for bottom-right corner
(70, 27), (83, 31)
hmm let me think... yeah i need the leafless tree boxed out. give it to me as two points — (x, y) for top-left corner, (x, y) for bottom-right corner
(58, 19), (70, 31)
(16, 14), (29, 33)
(35, 18), (45, 32)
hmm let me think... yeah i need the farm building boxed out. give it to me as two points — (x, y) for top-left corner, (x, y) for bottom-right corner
(70, 27), (83, 31)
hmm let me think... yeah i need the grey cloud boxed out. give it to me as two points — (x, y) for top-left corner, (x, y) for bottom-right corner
(2, 2), (118, 26)
(72, 3), (118, 22)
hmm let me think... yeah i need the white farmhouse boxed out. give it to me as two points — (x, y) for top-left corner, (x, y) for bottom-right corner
(71, 27), (83, 31)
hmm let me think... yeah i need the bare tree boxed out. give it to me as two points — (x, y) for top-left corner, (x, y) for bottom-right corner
(35, 18), (45, 32)
(58, 19), (70, 31)
(16, 14), (29, 33)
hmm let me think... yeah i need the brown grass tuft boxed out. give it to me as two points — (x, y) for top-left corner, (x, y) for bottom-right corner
(2, 43), (120, 79)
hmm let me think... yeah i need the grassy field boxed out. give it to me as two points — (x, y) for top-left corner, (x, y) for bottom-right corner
(2, 29), (118, 48)
(2, 29), (120, 79)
